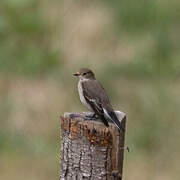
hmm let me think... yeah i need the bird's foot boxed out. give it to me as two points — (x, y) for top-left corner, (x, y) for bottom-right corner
(84, 113), (98, 121)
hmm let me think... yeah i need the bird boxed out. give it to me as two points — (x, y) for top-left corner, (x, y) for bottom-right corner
(73, 68), (124, 132)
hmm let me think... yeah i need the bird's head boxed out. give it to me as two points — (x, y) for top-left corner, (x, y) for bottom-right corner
(73, 68), (95, 80)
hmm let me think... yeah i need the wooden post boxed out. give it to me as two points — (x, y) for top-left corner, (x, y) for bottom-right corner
(59, 111), (126, 180)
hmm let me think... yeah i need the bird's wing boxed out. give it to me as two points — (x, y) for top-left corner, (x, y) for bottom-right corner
(81, 80), (110, 126)
(82, 80), (124, 132)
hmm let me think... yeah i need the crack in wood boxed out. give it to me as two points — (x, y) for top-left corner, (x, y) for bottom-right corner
(89, 145), (93, 180)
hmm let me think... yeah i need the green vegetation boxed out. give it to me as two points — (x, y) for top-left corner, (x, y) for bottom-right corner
(0, 0), (59, 76)
(101, 0), (180, 79)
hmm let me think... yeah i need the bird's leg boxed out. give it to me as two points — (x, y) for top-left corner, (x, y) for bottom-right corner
(84, 113), (98, 120)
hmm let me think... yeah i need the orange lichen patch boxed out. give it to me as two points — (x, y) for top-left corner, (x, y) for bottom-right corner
(80, 124), (112, 146)
(87, 130), (112, 146)
(60, 116), (70, 132)
(60, 116), (80, 139)
(60, 115), (113, 146)
(70, 122), (78, 139)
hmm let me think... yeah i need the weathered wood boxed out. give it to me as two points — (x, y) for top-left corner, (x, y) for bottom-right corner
(59, 111), (126, 180)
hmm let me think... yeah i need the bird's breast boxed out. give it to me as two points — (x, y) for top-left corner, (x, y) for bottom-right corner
(78, 80), (92, 111)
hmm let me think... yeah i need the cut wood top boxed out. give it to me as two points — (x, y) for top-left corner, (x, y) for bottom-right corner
(60, 111), (126, 146)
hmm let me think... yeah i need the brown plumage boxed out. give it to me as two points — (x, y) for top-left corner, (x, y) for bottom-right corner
(74, 68), (124, 132)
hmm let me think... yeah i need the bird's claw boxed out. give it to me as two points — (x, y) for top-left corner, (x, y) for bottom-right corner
(84, 113), (98, 121)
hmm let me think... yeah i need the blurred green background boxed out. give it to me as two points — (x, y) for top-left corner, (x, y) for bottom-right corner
(0, 0), (180, 179)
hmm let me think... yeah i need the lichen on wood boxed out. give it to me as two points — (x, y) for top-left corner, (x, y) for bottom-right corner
(59, 111), (126, 180)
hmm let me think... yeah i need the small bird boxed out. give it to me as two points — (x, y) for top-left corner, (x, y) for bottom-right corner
(73, 68), (124, 132)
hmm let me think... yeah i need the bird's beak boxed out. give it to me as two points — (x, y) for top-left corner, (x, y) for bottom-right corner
(73, 72), (80, 76)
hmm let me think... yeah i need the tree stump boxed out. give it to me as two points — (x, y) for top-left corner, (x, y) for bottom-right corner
(59, 111), (126, 180)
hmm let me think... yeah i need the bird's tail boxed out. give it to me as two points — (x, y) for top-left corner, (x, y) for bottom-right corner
(103, 108), (125, 132)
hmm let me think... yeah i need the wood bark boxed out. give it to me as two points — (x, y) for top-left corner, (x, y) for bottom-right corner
(59, 111), (126, 180)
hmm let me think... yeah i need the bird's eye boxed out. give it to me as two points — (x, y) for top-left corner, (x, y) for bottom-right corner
(83, 72), (87, 75)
